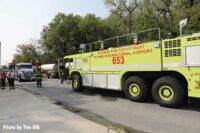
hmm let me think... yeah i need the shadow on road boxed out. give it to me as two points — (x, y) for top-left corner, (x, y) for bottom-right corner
(81, 87), (126, 101)
(78, 87), (200, 112)
(19, 80), (200, 112)
(181, 98), (200, 112)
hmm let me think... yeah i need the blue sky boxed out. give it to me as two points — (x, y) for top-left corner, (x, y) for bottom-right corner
(0, 0), (109, 65)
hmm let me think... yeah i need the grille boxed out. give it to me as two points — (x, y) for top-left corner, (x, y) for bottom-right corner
(24, 71), (34, 78)
(164, 39), (181, 57)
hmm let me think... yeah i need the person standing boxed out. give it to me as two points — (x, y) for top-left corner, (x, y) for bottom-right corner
(7, 70), (15, 89)
(35, 67), (42, 87)
(0, 70), (7, 89)
(60, 70), (64, 84)
(60, 68), (67, 84)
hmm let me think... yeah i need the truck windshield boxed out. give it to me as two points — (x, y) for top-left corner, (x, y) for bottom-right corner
(9, 65), (15, 70)
(19, 65), (32, 69)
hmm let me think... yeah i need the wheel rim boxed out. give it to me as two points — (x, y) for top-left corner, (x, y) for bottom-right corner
(73, 79), (78, 88)
(129, 83), (140, 96)
(159, 85), (174, 101)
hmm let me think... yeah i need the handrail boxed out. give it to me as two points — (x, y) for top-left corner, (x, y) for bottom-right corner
(83, 27), (161, 52)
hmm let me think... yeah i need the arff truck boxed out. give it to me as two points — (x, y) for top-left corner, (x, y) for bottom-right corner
(64, 28), (200, 108)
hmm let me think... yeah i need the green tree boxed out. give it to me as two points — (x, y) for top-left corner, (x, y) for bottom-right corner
(40, 13), (115, 55)
(133, 0), (157, 31)
(174, 0), (200, 34)
(79, 14), (114, 41)
(12, 54), (23, 63)
(79, 14), (116, 50)
(104, 0), (140, 33)
(105, 13), (126, 35)
(12, 39), (43, 63)
(40, 13), (83, 59)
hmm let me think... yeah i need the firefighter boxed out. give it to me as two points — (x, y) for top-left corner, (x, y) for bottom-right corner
(61, 67), (67, 84)
(7, 69), (15, 89)
(0, 70), (7, 89)
(35, 67), (42, 87)
(60, 69), (65, 84)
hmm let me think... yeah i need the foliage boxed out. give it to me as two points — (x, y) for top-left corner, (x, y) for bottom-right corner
(104, 0), (140, 33)
(40, 13), (82, 58)
(105, 0), (200, 36)
(79, 14), (115, 51)
(12, 39), (43, 63)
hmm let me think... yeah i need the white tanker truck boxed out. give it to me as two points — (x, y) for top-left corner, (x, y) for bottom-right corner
(41, 64), (58, 78)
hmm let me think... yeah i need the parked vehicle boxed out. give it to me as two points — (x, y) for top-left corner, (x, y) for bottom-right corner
(41, 64), (58, 78)
(8, 63), (15, 71)
(15, 63), (34, 82)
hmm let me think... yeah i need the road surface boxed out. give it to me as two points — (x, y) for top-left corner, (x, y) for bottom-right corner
(17, 79), (200, 133)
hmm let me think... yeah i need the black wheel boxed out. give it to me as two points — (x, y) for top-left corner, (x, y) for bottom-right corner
(124, 76), (150, 102)
(152, 76), (186, 108)
(72, 74), (83, 92)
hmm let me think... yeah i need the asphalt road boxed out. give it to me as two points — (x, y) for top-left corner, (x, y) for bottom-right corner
(17, 79), (200, 133)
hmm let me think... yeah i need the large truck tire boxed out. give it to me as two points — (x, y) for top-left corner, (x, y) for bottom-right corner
(124, 76), (150, 102)
(152, 76), (186, 108)
(72, 74), (83, 92)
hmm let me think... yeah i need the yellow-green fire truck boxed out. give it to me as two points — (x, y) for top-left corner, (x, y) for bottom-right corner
(64, 28), (200, 108)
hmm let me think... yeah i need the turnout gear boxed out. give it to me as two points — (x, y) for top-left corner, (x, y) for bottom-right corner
(35, 69), (42, 88)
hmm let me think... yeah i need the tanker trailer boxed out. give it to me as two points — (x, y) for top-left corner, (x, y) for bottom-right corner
(41, 64), (58, 78)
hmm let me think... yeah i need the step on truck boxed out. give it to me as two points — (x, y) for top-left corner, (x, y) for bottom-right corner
(64, 28), (200, 108)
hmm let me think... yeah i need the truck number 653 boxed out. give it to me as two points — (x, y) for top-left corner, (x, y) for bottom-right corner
(112, 56), (125, 64)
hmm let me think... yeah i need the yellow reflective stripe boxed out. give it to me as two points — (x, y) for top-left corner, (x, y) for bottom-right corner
(163, 63), (185, 68)
(82, 66), (90, 70)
